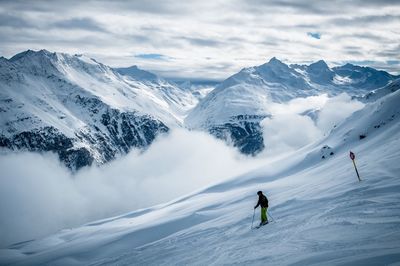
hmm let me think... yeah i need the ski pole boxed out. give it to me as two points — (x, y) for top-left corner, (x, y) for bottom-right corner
(251, 208), (255, 229)
(267, 210), (275, 222)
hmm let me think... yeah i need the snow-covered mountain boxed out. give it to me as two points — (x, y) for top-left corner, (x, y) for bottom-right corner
(186, 58), (398, 155)
(115, 66), (200, 117)
(1, 50), (397, 170)
(0, 50), (197, 170)
(173, 80), (217, 100)
(362, 78), (400, 102)
(2, 80), (399, 266)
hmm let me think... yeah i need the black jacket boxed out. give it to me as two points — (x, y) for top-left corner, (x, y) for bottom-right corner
(255, 194), (268, 208)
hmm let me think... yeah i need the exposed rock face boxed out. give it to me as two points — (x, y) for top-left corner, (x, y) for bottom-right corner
(208, 115), (268, 155)
(0, 107), (168, 171)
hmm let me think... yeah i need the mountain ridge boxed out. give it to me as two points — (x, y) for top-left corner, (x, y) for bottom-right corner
(1, 50), (398, 168)
(186, 57), (398, 155)
(0, 49), (197, 170)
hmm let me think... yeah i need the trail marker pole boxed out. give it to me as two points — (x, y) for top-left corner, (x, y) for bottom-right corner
(349, 151), (361, 182)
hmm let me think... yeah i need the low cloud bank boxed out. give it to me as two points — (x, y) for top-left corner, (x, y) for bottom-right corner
(261, 93), (364, 156)
(262, 113), (322, 156)
(316, 93), (365, 133)
(0, 93), (365, 247)
(0, 129), (263, 247)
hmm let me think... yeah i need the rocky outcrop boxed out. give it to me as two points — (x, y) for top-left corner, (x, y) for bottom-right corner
(208, 115), (268, 155)
(0, 107), (169, 171)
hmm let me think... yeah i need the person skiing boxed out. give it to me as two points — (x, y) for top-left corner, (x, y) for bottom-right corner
(254, 191), (268, 226)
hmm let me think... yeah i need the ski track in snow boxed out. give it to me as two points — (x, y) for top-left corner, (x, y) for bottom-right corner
(1, 91), (400, 266)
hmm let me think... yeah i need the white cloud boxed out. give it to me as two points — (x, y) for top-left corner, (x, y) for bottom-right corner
(317, 93), (365, 133)
(0, 0), (399, 79)
(261, 93), (364, 156)
(261, 113), (322, 156)
(0, 129), (263, 247)
(268, 94), (329, 115)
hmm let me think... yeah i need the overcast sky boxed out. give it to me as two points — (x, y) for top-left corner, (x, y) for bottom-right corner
(0, 0), (399, 80)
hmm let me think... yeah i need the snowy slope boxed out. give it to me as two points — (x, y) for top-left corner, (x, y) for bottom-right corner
(186, 58), (398, 155)
(174, 80), (216, 101)
(0, 50), (196, 169)
(115, 66), (199, 118)
(2, 85), (399, 265)
(362, 78), (400, 102)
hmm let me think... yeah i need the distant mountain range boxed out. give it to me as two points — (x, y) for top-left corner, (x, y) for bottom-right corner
(1, 50), (398, 169)
(186, 57), (399, 154)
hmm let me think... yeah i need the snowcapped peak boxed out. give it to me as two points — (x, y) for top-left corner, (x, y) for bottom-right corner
(307, 60), (332, 74)
(118, 65), (140, 72)
(5, 49), (117, 79)
(267, 57), (285, 66)
(37, 49), (53, 55)
(116, 65), (158, 81)
(9, 49), (56, 62)
(309, 60), (329, 70)
(257, 57), (289, 72)
(342, 62), (356, 68)
(306, 59), (334, 84)
(8, 50), (101, 69)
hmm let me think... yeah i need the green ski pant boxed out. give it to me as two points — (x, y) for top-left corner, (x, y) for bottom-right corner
(261, 207), (268, 223)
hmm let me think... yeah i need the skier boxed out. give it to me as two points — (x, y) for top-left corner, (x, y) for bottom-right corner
(254, 191), (268, 226)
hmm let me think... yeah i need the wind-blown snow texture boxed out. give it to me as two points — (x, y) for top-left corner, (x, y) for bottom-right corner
(186, 58), (399, 155)
(0, 50), (198, 170)
(1, 83), (399, 265)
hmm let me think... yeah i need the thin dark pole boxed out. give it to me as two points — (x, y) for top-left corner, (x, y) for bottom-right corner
(352, 159), (361, 182)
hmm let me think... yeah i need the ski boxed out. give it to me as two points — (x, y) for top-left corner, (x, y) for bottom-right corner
(252, 222), (269, 229)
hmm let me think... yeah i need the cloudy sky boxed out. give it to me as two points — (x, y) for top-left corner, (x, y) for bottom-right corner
(0, 0), (399, 80)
